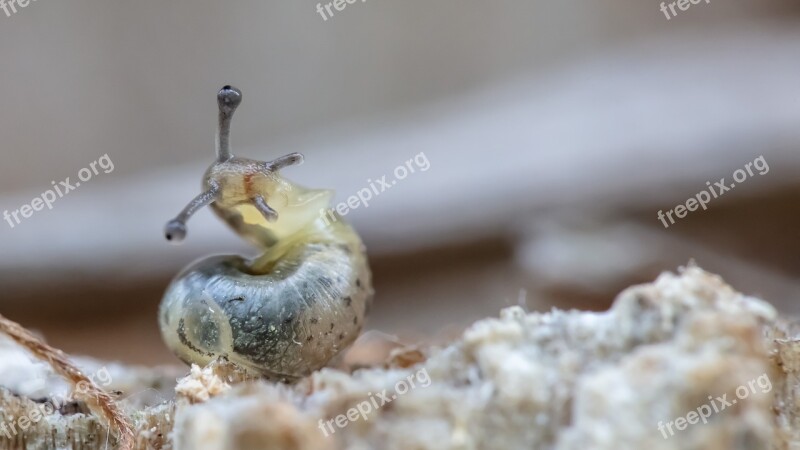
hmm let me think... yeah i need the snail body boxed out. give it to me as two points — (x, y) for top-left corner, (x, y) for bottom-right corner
(159, 86), (373, 380)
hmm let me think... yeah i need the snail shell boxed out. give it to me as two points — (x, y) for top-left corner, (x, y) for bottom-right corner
(159, 86), (373, 381)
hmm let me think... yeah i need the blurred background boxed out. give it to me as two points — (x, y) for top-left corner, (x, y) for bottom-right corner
(0, 0), (798, 366)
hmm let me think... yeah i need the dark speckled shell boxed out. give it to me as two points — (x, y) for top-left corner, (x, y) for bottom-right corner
(159, 220), (372, 381)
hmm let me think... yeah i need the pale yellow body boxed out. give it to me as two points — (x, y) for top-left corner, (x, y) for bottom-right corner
(204, 157), (333, 252)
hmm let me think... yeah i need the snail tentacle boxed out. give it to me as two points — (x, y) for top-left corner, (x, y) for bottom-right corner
(262, 152), (304, 171)
(164, 180), (220, 242)
(253, 195), (279, 223)
(216, 85), (242, 162)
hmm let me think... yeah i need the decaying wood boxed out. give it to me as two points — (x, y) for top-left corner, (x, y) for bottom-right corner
(0, 314), (133, 450)
(0, 266), (799, 449)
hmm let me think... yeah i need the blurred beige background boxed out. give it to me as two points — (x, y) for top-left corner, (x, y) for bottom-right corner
(0, 0), (799, 365)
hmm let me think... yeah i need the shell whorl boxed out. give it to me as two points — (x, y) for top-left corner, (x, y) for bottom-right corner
(160, 220), (372, 380)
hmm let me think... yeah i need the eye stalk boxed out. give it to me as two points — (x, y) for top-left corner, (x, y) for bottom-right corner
(163, 181), (220, 244)
(216, 85), (241, 162)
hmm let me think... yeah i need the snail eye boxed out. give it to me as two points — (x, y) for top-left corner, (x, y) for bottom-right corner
(165, 219), (187, 243)
(217, 86), (242, 113)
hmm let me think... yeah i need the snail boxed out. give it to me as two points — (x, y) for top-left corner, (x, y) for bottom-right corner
(159, 86), (373, 381)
